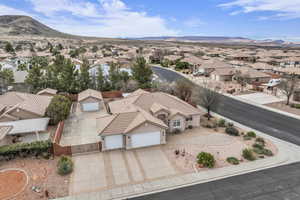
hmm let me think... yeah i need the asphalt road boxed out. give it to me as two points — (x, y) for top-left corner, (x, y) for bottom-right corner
(152, 66), (300, 145)
(131, 162), (300, 200)
(130, 66), (300, 200)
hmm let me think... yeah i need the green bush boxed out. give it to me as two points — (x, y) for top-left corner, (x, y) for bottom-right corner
(225, 127), (239, 136)
(253, 148), (264, 155)
(252, 143), (264, 150)
(57, 156), (73, 175)
(243, 135), (252, 141)
(242, 149), (256, 161)
(226, 157), (240, 165)
(46, 95), (72, 125)
(246, 131), (256, 138)
(262, 149), (273, 156)
(218, 119), (226, 127)
(0, 140), (52, 160)
(291, 104), (300, 109)
(197, 152), (215, 168)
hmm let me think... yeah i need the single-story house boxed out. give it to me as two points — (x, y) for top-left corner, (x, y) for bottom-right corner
(78, 89), (106, 112)
(238, 67), (272, 83)
(98, 89), (203, 151)
(0, 92), (52, 122)
(37, 88), (58, 96)
(210, 67), (235, 81)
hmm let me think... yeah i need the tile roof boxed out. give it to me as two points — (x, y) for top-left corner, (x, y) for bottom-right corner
(109, 90), (202, 116)
(37, 88), (57, 95)
(0, 92), (52, 117)
(97, 109), (168, 136)
(78, 89), (103, 102)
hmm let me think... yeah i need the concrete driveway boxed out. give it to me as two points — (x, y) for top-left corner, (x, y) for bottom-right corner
(237, 92), (285, 105)
(69, 146), (178, 195)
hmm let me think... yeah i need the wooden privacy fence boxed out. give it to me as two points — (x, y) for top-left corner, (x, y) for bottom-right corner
(52, 121), (72, 156)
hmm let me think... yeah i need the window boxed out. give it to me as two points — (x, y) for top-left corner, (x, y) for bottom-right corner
(173, 120), (181, 128)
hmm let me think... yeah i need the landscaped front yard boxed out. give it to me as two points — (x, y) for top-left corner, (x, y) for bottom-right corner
(68, 119), (277, 196)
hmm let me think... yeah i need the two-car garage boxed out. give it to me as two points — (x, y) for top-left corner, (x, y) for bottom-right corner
(103, 132), (162, 150)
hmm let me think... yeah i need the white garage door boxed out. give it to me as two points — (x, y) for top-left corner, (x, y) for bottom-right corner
(105, 135), (123, 150)
(82, 102), (99, 111)
(131, 131), (161, 148)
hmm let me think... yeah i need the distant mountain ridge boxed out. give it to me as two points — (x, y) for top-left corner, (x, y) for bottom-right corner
(129, 36), (249, 41)
(0, 15), (76, 38)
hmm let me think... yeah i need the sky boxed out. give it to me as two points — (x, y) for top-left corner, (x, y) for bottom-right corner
(1, 0), (300, 40)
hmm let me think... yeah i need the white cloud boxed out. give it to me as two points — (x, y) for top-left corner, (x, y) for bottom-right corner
(21, 0), (177, 37)
(184, 18), (204, 28)
(219, 0), (300, 19)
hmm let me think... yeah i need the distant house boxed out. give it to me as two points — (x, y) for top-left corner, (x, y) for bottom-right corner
(37, 88), (57, 97)
(78, 89), (106, 112)
(238, 67), (272, 83)
(98, 89), (203, 151)
(210, 67), (235, 81)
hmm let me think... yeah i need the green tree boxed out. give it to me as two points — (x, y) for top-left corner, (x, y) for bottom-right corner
(131, 57), (153, 89)
(0, 65), (14, 94)
(46, 95), (72, 125)
(59, 58), (79, 93)
(78, 59), (91, 91)
(5, 42), (14, 53)
(25, 64), (44, 92)
(92, 45), (98, 53)
(108, 62), (122, 90)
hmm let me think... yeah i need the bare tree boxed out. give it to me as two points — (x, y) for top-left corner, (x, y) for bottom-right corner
(234, 70), (249, 92)
(197, 81), (220, 120)
(278, 74), (299, 105)
(174, 79), (193, 102)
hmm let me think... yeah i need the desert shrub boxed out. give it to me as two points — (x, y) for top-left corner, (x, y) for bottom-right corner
(226, 122), (234, 127)
(57, 156), (73, 175)
(46, 95), (72, 125)
(242, 149), (256, 161)
(225, 127), (239, 136)
(255, 137), (265, 146)
(246, 131), (256, 138)
(243, 135), (252, 141)
(252, 143), (264, 150)
(291, 104), (300, 109)
(253, 148), (264, 155)
(262, 149), (273, 156)
(197, 152), (215, 168)
(218, 119), (226, 127)
(188, 125), (193, 129)
(226, 157), (240, 165)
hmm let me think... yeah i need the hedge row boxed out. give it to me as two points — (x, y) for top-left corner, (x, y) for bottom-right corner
(0, 140), (52, 160)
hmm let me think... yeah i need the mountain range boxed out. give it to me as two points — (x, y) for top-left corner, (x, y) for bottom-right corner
(0, 15), (299, 47)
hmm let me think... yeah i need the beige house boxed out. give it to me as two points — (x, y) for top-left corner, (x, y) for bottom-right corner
(238, 67), (272, 83)
(210, 67), (235, 81)
(0, 92), (52, 122)
(78, 89), (106, 112)
(98, 89), (203, 151)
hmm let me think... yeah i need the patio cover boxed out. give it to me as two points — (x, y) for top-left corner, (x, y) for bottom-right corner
(0, 118), (50, 135)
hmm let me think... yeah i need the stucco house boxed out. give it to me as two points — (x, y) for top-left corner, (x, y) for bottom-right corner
(78, 89), (106, 112)
(98, 89), (203, 151)
(0, 92), (52, 122)
(210, 67), (235, 81)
